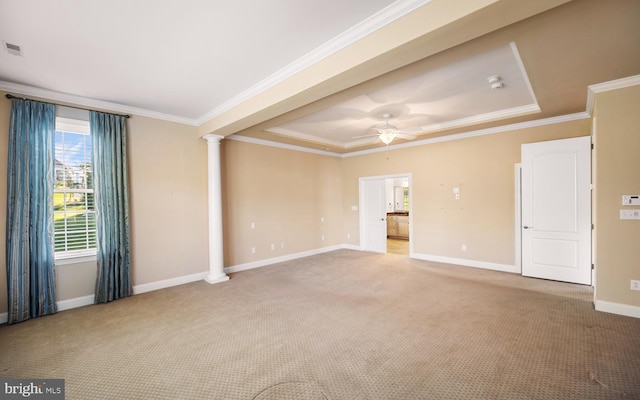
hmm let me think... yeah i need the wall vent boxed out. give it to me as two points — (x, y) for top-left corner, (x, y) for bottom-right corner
(4, 42), (22, 56)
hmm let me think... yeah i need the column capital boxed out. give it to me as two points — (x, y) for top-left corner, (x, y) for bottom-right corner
(203, 133), (224, 143)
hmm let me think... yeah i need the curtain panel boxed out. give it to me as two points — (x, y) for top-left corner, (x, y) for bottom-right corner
(5, 98), (57, 324)
(90, 111), (132, 303)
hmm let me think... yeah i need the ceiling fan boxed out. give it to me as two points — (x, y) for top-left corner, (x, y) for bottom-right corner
(352, 113), (417, 145)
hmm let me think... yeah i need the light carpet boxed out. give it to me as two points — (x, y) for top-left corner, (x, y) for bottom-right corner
(1, 250), (639, 399)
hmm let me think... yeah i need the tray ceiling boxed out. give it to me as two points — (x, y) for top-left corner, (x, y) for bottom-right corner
(267, 43), (538, 149)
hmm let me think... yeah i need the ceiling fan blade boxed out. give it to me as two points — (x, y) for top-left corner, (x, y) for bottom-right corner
(369, 103), (411, 119)
(351, 133), (380, 139)
(398, 127), (423, 135)
(395, 133), (417, 140)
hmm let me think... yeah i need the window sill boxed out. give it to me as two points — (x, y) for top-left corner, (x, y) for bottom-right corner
(55, 253), (97, 265)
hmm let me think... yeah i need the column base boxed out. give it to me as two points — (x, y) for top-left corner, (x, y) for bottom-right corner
(204, 273), (229, 284)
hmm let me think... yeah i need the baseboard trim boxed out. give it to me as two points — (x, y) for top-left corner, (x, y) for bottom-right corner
(132, 271), (209, 295)
(410, 252), (519, 274)
(57, 294), (94, 312)
(595, 300), (640, 319)
(0, 294), (96, 324)
(224, 245), (349, 274)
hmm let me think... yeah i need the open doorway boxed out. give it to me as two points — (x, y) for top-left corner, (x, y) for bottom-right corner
(385, 177), (410, 255)
(359, 174), (411, 256)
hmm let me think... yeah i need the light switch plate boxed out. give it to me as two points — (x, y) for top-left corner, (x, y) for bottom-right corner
(622, 195), (640, 206)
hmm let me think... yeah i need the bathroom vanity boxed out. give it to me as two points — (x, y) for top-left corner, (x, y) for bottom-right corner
(387, 212), (409, 240)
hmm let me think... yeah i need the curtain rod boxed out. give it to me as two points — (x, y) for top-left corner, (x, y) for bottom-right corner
(4, 93), (131, 118)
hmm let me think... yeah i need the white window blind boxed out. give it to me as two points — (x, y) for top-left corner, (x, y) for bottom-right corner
(53, 117), (96, 258)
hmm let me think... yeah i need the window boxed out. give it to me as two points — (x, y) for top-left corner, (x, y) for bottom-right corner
(53, 117), (96, 259)
(403, 187), (409, 211)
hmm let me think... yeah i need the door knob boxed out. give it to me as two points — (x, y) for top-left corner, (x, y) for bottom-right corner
(380, 218), (385, 221)
(523, 226), (533, 229)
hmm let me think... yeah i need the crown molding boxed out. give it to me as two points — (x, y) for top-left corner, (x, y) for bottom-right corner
(226, 134), (342, 158)
(0, 81), (199, 126)
(510, 41), (538, 108)
(266, 126), (385, 149)
(266, 127), (348, 148)
(412, 103), (541, 135)
(194, 0), (432, 125)
(586, 74), (640, 116)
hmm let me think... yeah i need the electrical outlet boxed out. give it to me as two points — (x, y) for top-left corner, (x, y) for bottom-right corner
(631, 280), (640, 291)
(461, 244), (467, 252)
(281, 243), (285, 249)
(620, 209), (640, 220)
(270, 244), (275, 251)
(251, 247), (256, 254)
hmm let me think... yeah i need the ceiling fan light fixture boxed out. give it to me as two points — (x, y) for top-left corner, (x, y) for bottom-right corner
(376, 113), (398, 145)
(378, 130), (396, 145)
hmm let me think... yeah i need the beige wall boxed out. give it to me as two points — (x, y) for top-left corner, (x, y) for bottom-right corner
(341, 119), (591, 266)
(0, 94), (208, 314)
(127, 116), (209, 285)
(593, 85), (640, 308)
(221, 139), (343, 266)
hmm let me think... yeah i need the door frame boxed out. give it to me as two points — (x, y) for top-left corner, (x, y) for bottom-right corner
(514, 163), (522, 274)
(359, 173), (413, 255)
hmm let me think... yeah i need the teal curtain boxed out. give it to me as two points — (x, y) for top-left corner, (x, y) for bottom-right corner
(91, 111), (132, 303)
(5, 98), (57, 324)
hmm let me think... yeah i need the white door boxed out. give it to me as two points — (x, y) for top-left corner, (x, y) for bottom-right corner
(521, 136), (591, 284)
(361, 179), (387, 253)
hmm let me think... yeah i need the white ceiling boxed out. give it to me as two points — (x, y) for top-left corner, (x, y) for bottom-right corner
(0, 0), (411, 122)
(267, 43), (538, 148)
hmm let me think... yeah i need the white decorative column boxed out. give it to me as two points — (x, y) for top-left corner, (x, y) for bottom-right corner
(203, 134), (229, 284)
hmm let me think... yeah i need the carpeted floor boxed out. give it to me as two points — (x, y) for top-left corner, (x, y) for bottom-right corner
(1, 250), (640, 399)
